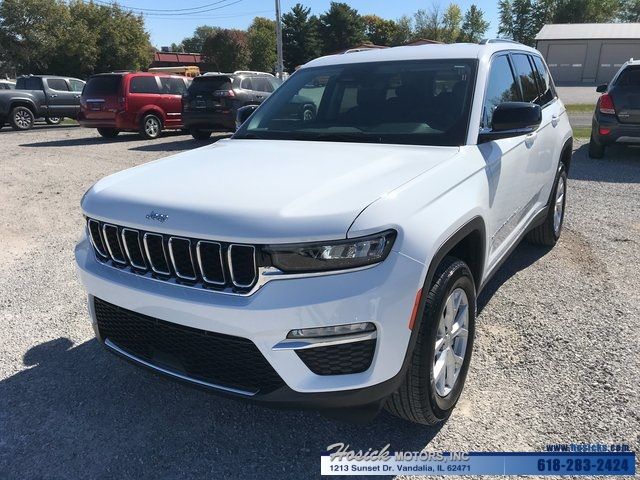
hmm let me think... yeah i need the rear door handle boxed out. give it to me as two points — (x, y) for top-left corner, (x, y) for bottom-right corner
(551, 114), (559, 127)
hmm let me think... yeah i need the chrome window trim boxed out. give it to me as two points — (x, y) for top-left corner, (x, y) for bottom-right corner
(227, 244), (257, 288)
(102, 223), (127, 265)
(143, 232), (171, 275)
(87, 219), (108, 258)
(121, 228), (147, 270)
(196, 240), (226, 286)
(104, 338), (257, 396)
(272, 330), (377, 351)
(168, 236), (197, 281)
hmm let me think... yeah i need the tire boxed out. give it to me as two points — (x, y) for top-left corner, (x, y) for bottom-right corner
(385, 256), (476, 425)
(191, 128), (212, 140)
(45, 116), (62, 125)
(140, 114), (162, 139)
(97, 128), (119, 138)
(588, 134), (605, 159)
(10, 106), (35, 131)
(526, 164), (567, 246)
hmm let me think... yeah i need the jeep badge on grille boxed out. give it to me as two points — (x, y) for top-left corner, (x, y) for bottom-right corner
(146, 211), (168, 223)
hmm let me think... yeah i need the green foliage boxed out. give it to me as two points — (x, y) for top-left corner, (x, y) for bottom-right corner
(175, 25), (218, 53)
(202, 28), (249, 72)
(0, 0), (152, 78)
(442, 4), (463, 43)
(392, 15), (414, 45)
(362, 14), (399, 46)
(554, 0), (620, 22)
(459, 4), (490, 43)
(318, 2), (366, 53)
(619, 0), (640, 21)
(247, 17), (276, 72)
(282, 4), (320, 70)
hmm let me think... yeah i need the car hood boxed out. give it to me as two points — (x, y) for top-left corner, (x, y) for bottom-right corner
(82, 139), (459, 243)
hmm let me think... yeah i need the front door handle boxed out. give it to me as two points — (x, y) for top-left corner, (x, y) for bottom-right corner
(50, 94), (57, 98)
(525, 132), (537, 148)
(551, 114), (559, 127)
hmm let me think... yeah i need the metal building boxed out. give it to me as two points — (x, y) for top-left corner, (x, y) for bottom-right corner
(535, 23), (640, 84)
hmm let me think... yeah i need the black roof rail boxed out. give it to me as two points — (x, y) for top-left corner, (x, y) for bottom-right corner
(479, 38), (523, 45)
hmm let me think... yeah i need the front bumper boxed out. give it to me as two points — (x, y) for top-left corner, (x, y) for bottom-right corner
(75, 237), (425, 407)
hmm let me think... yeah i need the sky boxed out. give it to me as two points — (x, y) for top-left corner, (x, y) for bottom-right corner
(134, 0), (500, 48)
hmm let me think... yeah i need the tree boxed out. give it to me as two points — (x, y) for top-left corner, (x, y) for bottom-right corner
(282, 4), (320, 71)
(177, 25), (218, 53)
(247, 17), (276, 72)
(510, 0), (536, 45)
(441, 4), (463, 43)
(554, 0), (620, 22)
(392, 15), (414, 45)
(530, 0), (555, 41)
(497, 0), (514, 38)
(619, 0), (640, 21)
(202, 28), (249, 72)
(362, 14), (399, 46)
(414, 3), (443, 41)
(318, 2), (365, 53)
(459, 4), (489, 43)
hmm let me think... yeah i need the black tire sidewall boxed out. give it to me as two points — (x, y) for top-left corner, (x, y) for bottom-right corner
(549, 166), (568, 242)
(423, 261), (476, 418)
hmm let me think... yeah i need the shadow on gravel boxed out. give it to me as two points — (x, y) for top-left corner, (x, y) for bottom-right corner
(570, 144), (640, 183)
(18, 131), (187, 148)
(128, 134), (231, 152)
(0, 337), (441, 479)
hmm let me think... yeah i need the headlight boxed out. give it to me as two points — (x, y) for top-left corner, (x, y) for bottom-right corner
(265, 230), (396, 273)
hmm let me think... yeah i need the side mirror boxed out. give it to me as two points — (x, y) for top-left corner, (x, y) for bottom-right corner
(596, 84), (608, 93)
(478, 102), (541, 143)
(235, 104), (258, 130)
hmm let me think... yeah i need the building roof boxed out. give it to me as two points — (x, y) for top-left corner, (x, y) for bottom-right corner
(536, 23), (640, 41)
(152, 52), (203, 65)
(304, 42), (538, 69)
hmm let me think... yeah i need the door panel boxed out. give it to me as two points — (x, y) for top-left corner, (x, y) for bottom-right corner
(45, 78), (77, 116)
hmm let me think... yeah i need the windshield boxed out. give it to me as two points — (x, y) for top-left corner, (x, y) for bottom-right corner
(234, 59), (476, 146)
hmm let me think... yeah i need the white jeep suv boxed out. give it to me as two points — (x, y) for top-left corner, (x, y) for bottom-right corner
(76, 41), (572, 425)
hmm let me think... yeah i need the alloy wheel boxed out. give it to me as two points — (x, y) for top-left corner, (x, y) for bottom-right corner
(553, 176), (565, 235)
(145, 117), (160, 138)
(14, 110), (33, 129)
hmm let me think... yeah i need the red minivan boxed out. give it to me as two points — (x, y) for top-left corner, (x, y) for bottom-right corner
(78, 72), (191, 139)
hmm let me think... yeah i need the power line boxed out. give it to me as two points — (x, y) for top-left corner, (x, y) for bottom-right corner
(92, 0), (244, 17)
(148, 9), (273, 20)
(92, 0), (231, 13)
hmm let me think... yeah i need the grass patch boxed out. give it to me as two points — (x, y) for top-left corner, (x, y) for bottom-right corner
(573, 126), (591, 139)
(61, 118), (78, 125)
(565, 103), (595, 114)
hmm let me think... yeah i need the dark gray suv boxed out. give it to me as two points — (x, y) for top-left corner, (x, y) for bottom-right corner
(182, 71), (280, 140)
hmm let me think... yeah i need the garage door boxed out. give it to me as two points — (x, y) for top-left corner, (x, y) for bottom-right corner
(547, 43), (587, 83)
(596, 43), (640, 84)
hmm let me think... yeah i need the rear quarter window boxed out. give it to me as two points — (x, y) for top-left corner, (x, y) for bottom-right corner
(84, 76), (122, 96)
(615, 66), (640, 86)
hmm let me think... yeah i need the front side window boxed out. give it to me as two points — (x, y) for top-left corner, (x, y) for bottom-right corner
(69, 79), (85, 92)
(482, 55), (520, 128)
(512, 54), (539, 103)
(235, 59), (476, 146)
(130, 76), (159, 94)
(531, 56), (555, 105)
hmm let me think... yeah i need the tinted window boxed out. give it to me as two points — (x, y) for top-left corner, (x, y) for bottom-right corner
(69, 79), (85, 92)
(130, 76), (159, 94)
(615, 66), (640, 86)
(17, 77), (43, 90)
(240, 77), (253, 90)
(252, 77), (274, 92)
(160, 77), (186, 95)
(188, 76), (232, 94)
(84, 76), (121, 96)
(483, 55), (520, 127)
(531, 56), (555, 105)
(236, 59), (476, 147)
(0, 83), (9, 90)
(512, 54), (539, 103)
(47, 78), (69, 91)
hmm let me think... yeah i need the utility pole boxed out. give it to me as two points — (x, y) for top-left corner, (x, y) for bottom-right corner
(275, 0), (284, 79)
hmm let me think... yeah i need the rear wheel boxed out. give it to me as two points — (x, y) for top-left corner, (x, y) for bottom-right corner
(97, 128), (119, 138)
(140, 114), (162, 139)
(588, 134), (605, 159)
(191, 128), (212, 140)
(45, 116), (63, 125)
(385, 256), (476, 425)
(10, 106), (35, 131)
(527, 164), (567, 246)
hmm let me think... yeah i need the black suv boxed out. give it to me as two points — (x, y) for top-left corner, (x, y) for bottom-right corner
(183, 71), (280, 140)
(590, 60), (640, 158)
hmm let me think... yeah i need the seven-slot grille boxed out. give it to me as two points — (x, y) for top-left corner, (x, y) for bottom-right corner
(87, 218), (258, 293)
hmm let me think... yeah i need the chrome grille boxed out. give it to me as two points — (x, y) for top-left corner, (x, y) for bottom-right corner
(87, 218), (258, 293)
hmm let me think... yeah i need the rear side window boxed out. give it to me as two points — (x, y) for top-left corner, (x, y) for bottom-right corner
(188, 76), (232, 94)
(531, 56), (555, 106)
(615, 66), (640, 86)
(160, 77), (187, 95)
(483, 55), (520, 128)
(17, 77), (43, 90)
(84, 76), (121, 96)
(130, 76), (160, 94)
(47, 78), (69, 91)
(512, 54), (539, 103)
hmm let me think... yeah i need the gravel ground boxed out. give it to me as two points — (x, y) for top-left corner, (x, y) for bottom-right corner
(0, 126), (638, 479)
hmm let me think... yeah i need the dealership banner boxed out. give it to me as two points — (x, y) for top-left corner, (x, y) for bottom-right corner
(321, 444), (636, 476)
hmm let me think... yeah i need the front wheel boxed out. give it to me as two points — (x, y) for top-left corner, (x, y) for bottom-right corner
(10, 106), (35, 131)
(97, 128), (119, 138)
(46, 116), (63, 125)
(191, 129), (212, 140)
(526, 164), (567, 246)
(140, 114), (162, 139)
(385, 256), (476, 425)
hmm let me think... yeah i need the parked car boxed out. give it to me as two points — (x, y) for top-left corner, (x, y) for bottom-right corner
(589, 59), (640, 158)
(78, 72), (191, 139)
(76, 41), (572, 424)
(183, 71), (280, 139)
(0, 75), (84, 131)
(0, 80), (15, 90)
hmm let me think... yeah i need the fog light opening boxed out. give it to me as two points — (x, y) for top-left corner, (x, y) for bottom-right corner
(287, 322), (376, 339)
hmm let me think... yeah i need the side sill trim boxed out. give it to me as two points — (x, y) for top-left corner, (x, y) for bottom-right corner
(104, 338), (258, 396)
